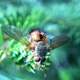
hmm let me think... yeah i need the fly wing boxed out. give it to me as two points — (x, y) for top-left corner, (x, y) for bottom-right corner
(1, 25), (23, 41)
(1, 25), (29, 46)
(49, 35), (70, 50)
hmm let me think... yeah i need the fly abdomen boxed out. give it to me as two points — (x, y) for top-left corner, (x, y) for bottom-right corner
(35, 41), (48, 57)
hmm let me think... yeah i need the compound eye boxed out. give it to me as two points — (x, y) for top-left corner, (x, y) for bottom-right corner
(31, 31), (41, 41)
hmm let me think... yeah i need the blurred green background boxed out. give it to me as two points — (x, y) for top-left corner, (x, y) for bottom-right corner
(0, 0), (80, 80)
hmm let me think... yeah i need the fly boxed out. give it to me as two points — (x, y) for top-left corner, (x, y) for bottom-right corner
(1, 25), (70, 64)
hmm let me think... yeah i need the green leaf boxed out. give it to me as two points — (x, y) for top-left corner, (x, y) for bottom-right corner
(0, 26), (4, 45)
